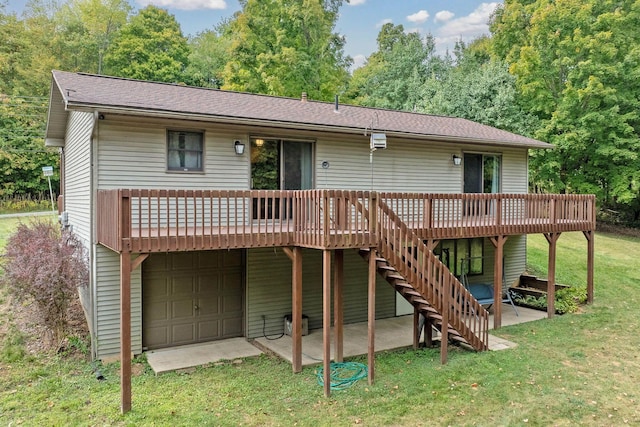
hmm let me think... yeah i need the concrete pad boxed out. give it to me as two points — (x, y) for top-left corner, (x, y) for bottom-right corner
(146, 338), (263, 375)
(256, 304), (545, 365)
(144, 304), (545, 373)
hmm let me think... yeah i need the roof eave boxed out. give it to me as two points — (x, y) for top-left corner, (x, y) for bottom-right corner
(65, 102), (553, 150)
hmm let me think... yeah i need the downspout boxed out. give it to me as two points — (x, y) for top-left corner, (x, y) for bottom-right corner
(89, 111), (99, 360)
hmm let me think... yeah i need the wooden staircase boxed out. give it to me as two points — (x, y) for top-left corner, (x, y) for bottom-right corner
(358, 248), (477, 347)
(361, 198), (490, 353)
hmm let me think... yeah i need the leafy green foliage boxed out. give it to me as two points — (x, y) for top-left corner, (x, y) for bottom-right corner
(491, 0), (640, 222)
(104, 5), (189, 82)
(221, 0), (351, 99)
(0, 95), (59, 197)
(56, 0), (131, 74)
(2, 220), (89, 346)
(345, 23), (447, 110)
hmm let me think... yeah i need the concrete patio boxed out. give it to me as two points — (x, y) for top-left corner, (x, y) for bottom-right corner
(146, 304), (546, 374)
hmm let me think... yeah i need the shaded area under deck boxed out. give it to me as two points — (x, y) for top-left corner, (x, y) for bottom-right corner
(147, 305), (545, 374)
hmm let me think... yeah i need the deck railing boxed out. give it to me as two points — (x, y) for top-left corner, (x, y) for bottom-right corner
(380, 193), (595, 239)
(96, 189), (378, 252)
(96, 190), (595, 252)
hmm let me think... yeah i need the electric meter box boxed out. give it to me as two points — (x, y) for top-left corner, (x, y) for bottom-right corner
(284, 314), (309, 336)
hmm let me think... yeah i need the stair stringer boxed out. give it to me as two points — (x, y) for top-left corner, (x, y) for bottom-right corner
(374, 199), (489, 351)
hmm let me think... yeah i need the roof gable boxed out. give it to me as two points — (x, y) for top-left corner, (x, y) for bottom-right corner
(46, 70), (550, 149)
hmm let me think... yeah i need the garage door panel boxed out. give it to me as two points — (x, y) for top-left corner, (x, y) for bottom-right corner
(145, 301), (170, 323)
(222, 317), (243, 337)
(171, 252), (198, 270)
(171, 323), (196, 345)
(143, 251), (244, 350)
(198, 320), (220, 341)
(144, 326), (169, 349)
(197, 297), (220, 315)
(171, 275), (195, 296)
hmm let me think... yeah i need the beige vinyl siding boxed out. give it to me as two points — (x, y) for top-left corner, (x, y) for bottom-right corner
(93, 116), (249, 358)
(64, 111), (94, 243)
(94, 245), (142, 358)
(315, 137), (461, 192)
(246, 248), (396, 338)
(96, 116), (249, 190)
(500, 147), (528, 193)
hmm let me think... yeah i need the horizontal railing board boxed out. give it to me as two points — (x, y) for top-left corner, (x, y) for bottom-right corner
(97, 190), (596, 253)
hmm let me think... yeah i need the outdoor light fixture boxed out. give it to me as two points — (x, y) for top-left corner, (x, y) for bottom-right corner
(234, 140), (245, 155)
(452, 155), (462, 166)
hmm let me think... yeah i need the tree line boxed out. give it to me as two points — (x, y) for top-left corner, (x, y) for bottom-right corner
(1, 0), (638, 224)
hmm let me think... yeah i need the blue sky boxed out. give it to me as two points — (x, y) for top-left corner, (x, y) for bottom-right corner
(7, 0), (500, 69)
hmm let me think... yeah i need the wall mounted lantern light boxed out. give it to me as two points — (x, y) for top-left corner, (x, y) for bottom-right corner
(234, 140), (245, 155)
(452, 154), (462, 166)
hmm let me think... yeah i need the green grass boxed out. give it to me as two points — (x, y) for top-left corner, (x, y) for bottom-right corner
(1, 222), (640, 425)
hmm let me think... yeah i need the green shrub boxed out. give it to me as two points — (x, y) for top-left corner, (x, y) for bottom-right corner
(513, 286), (586, 314)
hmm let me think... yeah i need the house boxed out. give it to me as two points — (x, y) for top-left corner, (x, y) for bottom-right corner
(45, 70), (595, 412)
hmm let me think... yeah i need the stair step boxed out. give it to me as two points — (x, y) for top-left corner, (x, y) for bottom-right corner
(393, 282), (412, 289)
(385, 273), (404, 281)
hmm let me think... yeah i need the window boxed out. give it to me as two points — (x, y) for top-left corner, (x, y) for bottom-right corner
(167, 130), (203, 172)
(433, 238), (484, 276)
(463, 153), (501, 194)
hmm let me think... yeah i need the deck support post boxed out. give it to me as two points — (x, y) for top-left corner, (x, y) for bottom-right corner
(291, 247), (303, 373)
(583, 230), (595, 304)
(489, 235), (508, 329)
(368, 246), (376, 385)
(544, 232), (562, 318)
(120, 253), (131, 414)
(334, 250), (344, 362)
(440, 275), (449, 364)
(413, 307), (420, 349)
(322, 249), (332, 397)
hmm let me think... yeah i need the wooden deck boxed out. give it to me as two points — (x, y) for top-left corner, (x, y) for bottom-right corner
(97, 189), (596, 253)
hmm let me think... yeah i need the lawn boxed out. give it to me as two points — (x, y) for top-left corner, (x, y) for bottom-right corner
(1, 217), (639, 426)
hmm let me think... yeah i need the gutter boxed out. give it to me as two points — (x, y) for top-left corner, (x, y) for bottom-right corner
(63, 102), (553, 150)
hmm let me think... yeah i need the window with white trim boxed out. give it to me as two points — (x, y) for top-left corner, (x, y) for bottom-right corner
(167, 130), (203, 172)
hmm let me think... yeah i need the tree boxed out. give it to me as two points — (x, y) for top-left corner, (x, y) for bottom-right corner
(0, 95), (59, 197)
(104, 5), (189, 83)
(183, 26), (231, 88)
(344, 24), (447, 111)
(221, 0), (351, 100)
(421, 40), (539, 139)
(490, 0), (640, 222)
(56, 0), (131, 74)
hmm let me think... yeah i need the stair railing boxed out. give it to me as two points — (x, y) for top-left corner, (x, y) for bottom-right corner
(376, 198), (489, 351)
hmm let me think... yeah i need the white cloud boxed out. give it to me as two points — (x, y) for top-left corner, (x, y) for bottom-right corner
(351, 54), (367, 70)
(136, 0), (226, 10)
(435, 2), (499, 50)
(348, 0), (366, 5)
(434, 10), (454, 23)
(406, 10), (429, 24)
(375, 18), (393, 28)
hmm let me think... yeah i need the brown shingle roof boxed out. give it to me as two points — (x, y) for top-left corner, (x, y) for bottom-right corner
(48, 70), (550, 148)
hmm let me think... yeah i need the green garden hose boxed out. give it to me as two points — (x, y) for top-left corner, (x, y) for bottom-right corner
(316, 362), (368, 391)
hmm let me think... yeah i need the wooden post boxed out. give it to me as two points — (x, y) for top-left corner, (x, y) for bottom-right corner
(368, 247), (376, 385)
(544, 233), (561, 318)
(490, 235), (507, 329)
(413, 307), (420, 349)
(292, 247), (303, 373)
(334, 249), (344, 363)
(584, 230), (595, 304)
(440, 274), (449, 364)
(120, 253), (132, 414)
(322, 250), (332, 397)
